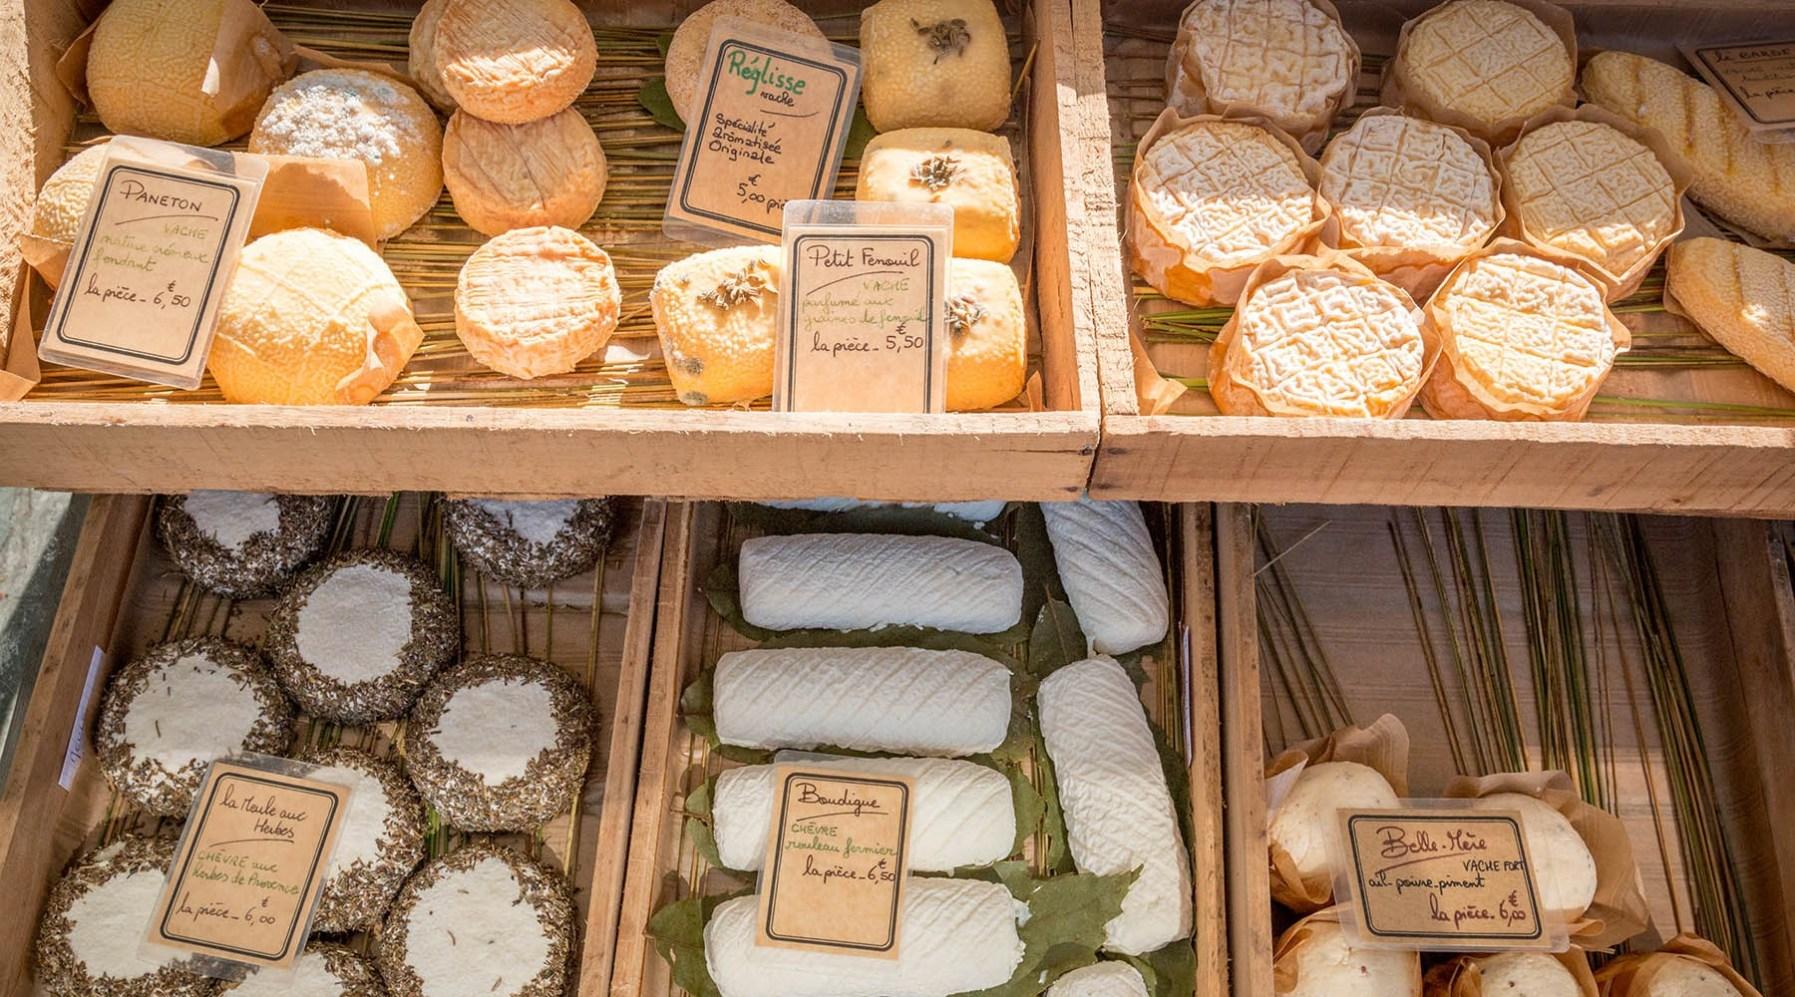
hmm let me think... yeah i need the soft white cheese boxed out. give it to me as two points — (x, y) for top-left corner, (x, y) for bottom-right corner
(1041, 500), (1169, 655)
(182, 490), (282, 551)
(121, 651), (264, 789)
(470, 499), (579, 546)
(1047, 962), (1152, 997)
(433, 677), (558, 784)
(294, 563), (413, 684)
(227, 949), (349, 997)
(66, 869), (185, 979)
(311, 762), (393, 875)
(737, 533), (1022, 633)
(712, 646), (1011, 756)
(1038, 656), (1193, 955)
(405, 855), (553, 997)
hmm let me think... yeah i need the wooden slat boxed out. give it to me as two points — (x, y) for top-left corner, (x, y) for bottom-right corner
(1213, 503), (1272, 997)
(1180, 503), (1230, 997)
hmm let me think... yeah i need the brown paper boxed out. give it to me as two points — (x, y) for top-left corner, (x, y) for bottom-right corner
(245, 154), (377, 247)
(1417, 238), (1632, 422)
(1207, 252), (1436, 418)
(1317, 108), (1505, 302)
(1265, 714), (1411, 912)
(1495, 104), (1695, 302)
(53, 22), (94, 105)
(1126, 108), (1331, 308)
(1273, 908), (1423, 995)
(1594, 935), (1765, 997)
(1382, 0), (1578, 145)
(0, 270), (44, 400)
(1129, 323), (1187, 415)
(1164, 0), (1362, 153)
(1424, 949), (1600, 997)
(1444, 771), (1651, 950)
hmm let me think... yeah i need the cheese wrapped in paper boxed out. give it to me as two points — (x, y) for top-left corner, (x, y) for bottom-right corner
(1166, 0), (1358, 148)
(738, 533), (1022, 633)
(1041, 500), (1169, 655)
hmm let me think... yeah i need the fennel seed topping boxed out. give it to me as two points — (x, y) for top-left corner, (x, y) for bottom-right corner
(946, 295), (986, 336)
(910, 154), (961, 192)
(697, 268), (766, 310)
(913, 18), (972, 62)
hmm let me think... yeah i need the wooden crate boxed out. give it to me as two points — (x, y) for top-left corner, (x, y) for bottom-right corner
(0, 0), (1100, 501)
(608, 499), (1230, 996)
(1210, 503), (1795, 996)
(1080, 0), (1795, 516)
(0, 492), (666, 997)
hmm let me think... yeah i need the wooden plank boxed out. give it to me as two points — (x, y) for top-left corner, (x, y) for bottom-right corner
(1179, 504), (1229, 997)
(1213, 503), (1272, 997)
(0, 494), (150, 995)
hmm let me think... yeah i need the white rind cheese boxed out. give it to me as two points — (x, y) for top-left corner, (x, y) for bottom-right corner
(1047, 961), (1152, 997)
(703, 877), (1025, 997)
(712, 756), (1015, 872)
(1038, 656), (1193, 954)
(737, 533), (1023, 633)
(760, 498), (1008, 526)
(712, 647), (1012, 756)
(1041, 500), (1170, 654)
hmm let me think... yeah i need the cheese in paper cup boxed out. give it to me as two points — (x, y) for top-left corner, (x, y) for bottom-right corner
(1496, 104), (1694, 303)
(1594, 935), (1765, 997)
(1274, 908), (1423, 995)
(1444, 770), (1651, 949)
(1380, 0), (1577, 146)
(1264, 714), (1411, 912)
(1424, 950), (1599, 997)
(1127, 108), (1330, 307)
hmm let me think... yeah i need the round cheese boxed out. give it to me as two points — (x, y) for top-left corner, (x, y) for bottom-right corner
(1469, 792), (1597, 921)
(249, 69), (444, 240)
(1505, 119), (1678, 281)
(650, 245), (784, 406)
(666, 0), (826, 122)
(443, 108), (607, 236)
(1394, 0), (1572, 140)
(455, 226), (621, 379)
(211, 228), (423, 405)
(946, 258), (1027, 411)
(1268, 762), (1399, 907)
(1168, 0), (1354, 139)
(87, 0), (292, 146)
(1276, 919), (1421, 997)
(857, 127), (1021, 263)
(860, 0), (1012, 132)
(30, 144), (108, 252)
(34, 836), (215, 997)
(435, 0), (596, 124)
(408, 0), (457, 110)
(1319, 114), (1498, 252)
(1642, 960), (1746, 997)
(1475, 952), (1582, 996)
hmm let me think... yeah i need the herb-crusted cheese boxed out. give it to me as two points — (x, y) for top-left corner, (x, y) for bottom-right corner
(737, 532), (1023, 633)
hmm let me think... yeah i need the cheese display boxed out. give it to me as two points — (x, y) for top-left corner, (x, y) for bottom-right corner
(210, 227), (424, 406)
(264, 549), (459, 724)
(1267, 761), (1399, 910)
(223, 944), (385, 997)
(1040, 499), (1169, 654)
(665, 0), (827, 123)
(1636, 961), (1747, 997)
(154, 491), (333, 597)
(860, 0), (1012, 132)
(1459, 952), (1586, 996)
(407, 0), (455, 110)
(1274, 918), (1423, 997)
(405, 654), (597, 831)
(1666, 239), (1795, 396)
(1047, 962), (1152, 997)
(1502, 116), (1682, 298)
(1386, 0), (1574, 142)
(249, 69), (444, 240)
(1583, 52), (1795, 243)
(454, 226), (622, 380)
(946, 258), (1028, 411)
(33, 836), (215, 997)
(759, 498), (1009, 525)
(857, 128), (1021, 263)
(1165, 0), (1358, 148)
(442, 108), (608, 236)
(296, 746), (426, 933)
(86, 0), (294, 147)
(378, 844), (574, 997)
(1317, 112), (1501, 299)
(443, 497), (616, 589)
(1129, 113), (1325, 306)
(1468, 791), (1598, 920)
(711, 756), (1015, 871)
(1038, 656), (1193, 955)
(24, 143), (107, 287)
(1210, 256), (1430, 418)
(433, 0), (596, 124)
(94, 637), (294, 816)
(737, 532), (1023, 632)
(703, 877), (1026, 997)
(1419, 246), (1627, 421)
(650, 245), (784, 407)
(712, 646), (1012, 755)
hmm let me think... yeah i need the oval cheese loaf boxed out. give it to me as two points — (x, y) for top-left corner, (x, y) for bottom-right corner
(1039, 656), (1193, 955)
(1047, 961), (1151, 996)
(704, 878), (1025, 997)
(712, 756), (1015, 871)
(1666, 238), (1795, 395)
(713, 646), (1012, 755)
(1041, 500), (1169, 655)
(738, 533), (1023, 633)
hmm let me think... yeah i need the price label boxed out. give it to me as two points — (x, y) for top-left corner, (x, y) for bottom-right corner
(1684, 40), (1795, 131)
(755, 765), (915, 958)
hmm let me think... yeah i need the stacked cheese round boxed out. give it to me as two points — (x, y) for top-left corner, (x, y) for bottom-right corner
(860, 0), (1012, 132)
(1167, 0), (1356, 144)
(431, 0), (595, 124)
(443, 108), (607, 235)
(454, 226), (622, 380)
(857, 128), (1021, 263)
(946, 258), (1027, 411)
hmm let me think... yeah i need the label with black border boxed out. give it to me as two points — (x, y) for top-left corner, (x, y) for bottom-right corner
(146, 760), (350, 970)
(1684, 40), (1795, 130)
(754, 765), (915, 959)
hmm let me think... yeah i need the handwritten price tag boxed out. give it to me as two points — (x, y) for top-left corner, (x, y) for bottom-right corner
(1336, 807), (1560, 952)
(754, 765), (915, 958)
(147, 759), (350, 970)
(1685, 40), (1795, 131)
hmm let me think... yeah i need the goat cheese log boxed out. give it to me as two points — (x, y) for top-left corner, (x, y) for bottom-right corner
(713, 755), (1015, 871)
(704, 877), (1025, 997)
(1047, 961), (1152, 997)
(1041, 500), (1170, 654)
(737, 533), (1023, 633)
(713, 647), (1011, 755)
(1039, 656), (1193, 954)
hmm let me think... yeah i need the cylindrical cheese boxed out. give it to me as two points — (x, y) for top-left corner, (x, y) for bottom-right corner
(1041, 500), (1170, 655)
(713, 756), (1015, 871)
(1047, 962), (1151, 996)
(1038, 656), (1192, 955)
(712, 647), (1012, 756)
(703, 878), (1024, 997)
(738, 533), (1022, 633)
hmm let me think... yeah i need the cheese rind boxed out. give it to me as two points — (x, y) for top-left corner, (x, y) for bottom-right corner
(713, 646), (1012, 755)
(703, 878), (1025, 997)
(1047, 962), (1151, 997)
(1041, 500), (1169, 654)
(1665, 238), (1795, 395)
(1167, 0), (1356, 144)
(1038, 656), (1193, 954)
(738, 533), (1023, 633)
(713, 756), (1015, 871)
